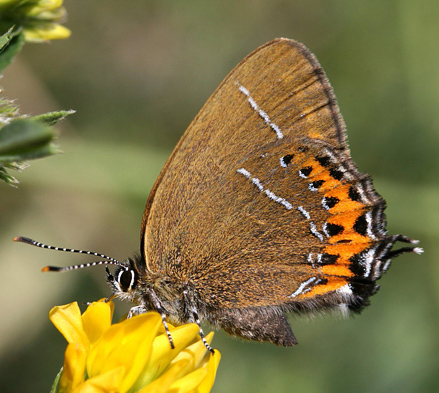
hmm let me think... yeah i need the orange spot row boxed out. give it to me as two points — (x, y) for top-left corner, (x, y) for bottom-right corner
(323, 184), (365, 214)
(324, 242), (371, 269)
(300, 278), (349, 299)
(311, 171), (341, 191)
(328, 232), (370, 245)
(326, 209), (364, 232)
(300, 157), (325, 177)
(293, 154), (345, 193)
(320, 264), (353, 277)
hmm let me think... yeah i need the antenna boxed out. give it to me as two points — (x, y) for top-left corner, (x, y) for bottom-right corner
(13, 236), (127, 272)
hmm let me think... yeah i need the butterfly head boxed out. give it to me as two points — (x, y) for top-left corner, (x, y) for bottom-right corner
(106, 258), (141, 302)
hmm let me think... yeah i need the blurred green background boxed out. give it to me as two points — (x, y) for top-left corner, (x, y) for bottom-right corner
(1, 0), (438, 392)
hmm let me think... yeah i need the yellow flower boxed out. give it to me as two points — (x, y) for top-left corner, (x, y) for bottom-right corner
(50, 300), (221, 393)
(0, 0), (70, 42)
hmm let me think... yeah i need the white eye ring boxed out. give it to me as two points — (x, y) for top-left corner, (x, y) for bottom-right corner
(117, 269), (124, 284)
(117, 269), (136, 291)
(129, 269), (135, 288)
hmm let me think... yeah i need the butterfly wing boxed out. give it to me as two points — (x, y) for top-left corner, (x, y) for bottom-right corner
(140, 38), (415, 320)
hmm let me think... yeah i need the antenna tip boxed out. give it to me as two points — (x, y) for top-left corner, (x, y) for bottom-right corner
(13, 236), (32, 244)
(42, 266), (62, 272)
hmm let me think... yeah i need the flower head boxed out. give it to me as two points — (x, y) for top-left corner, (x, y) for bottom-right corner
(0, 0), (70, 42)
(50, 300), (220, 393)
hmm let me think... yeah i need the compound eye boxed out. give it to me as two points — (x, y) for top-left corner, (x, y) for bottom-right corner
(117, 269), (136, 292)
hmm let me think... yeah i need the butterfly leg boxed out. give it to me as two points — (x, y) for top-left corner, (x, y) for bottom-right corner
(127, 305), (147, 318)
(183, 290), (214, 354)
(149, 288), (175, 349)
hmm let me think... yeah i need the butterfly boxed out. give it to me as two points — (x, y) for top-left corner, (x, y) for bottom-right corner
(15, 38), (422, 353)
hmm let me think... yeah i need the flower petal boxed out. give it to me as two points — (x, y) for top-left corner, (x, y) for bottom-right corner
(23, 22), (70, 42)
(74, 366), (125, 393)
(50, 302), (89, 350)
(136, 323), (200, 387)
(25, 0), (64, 16)
(87, 312), (163, 393)
(81, 301), (113, 345)
(195, 349), (221, 393)
(137, 359), (191, 393)
(166, 332), (220, 393)
(168, 367), (208, 393)
(58, 343), (87, 393)
(86, 325), (125, 377)
(171, 332), (215, 370)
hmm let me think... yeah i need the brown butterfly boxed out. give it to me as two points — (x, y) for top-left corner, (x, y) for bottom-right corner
(15, 38), (422, 353)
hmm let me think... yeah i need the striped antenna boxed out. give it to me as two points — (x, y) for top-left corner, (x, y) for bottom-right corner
(13, 236), (127, 272)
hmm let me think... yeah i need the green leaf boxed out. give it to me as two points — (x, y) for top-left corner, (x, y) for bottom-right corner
(0, 96), (19, 119)
(0, 165), (18, 185)
(0, 27), (13, 51)
(49, 367), (63, 393)
(0, 142), (59, 162)
(31, 109), (75, 126)
(0, 29), (24, 73)
(0, 118), (57, 162)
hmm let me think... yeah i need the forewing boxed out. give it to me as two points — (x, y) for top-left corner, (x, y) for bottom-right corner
(141, 38), (386, 309)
